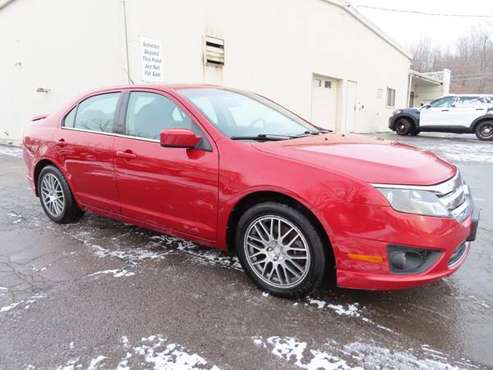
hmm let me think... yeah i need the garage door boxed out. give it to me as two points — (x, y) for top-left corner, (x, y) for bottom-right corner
(311, 76), (338, 131)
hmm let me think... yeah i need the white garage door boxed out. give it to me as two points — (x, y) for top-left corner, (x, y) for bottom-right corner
(311, 76), (338, 131)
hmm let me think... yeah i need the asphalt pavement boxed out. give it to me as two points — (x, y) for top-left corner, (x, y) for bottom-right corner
(0, 132), (491, 369)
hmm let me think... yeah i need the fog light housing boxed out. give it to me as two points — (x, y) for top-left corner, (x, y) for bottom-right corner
(388, 246), (442, 274)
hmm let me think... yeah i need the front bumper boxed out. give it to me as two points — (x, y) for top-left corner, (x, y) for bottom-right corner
(334, 205), (479, 291)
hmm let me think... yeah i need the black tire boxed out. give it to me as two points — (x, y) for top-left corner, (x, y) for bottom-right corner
(394, 118), (414, 136)
(475, 121), (493, 141)
(235, 202), (328, 298)
(37, 165), (83, 223)
(409, 128), (420, 136)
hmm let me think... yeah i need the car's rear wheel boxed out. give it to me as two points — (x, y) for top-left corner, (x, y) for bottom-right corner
(38, 165), (83, 223)
(235, 202), (328, 298)
(475, 121), (493, 141)
(395, 118), (414, 136)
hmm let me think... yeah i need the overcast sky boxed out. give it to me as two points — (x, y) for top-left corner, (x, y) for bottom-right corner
(351, 0), (493, 51)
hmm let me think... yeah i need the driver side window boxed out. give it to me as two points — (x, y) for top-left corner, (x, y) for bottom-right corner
(125, 92), (211, 150)
(429, 97), (455, 108)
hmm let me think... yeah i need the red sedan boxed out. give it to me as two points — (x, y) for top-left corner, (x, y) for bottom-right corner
(23, 85), (479, 297)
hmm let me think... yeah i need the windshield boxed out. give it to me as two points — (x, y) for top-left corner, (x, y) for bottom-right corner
(179, 88), (319, 138)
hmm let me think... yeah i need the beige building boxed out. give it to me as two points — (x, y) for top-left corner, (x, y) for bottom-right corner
(1, 0), (419, 145)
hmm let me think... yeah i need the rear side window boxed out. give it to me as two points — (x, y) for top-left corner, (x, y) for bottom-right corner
(63, 107), (77, 128)
(125, 92), (211, 150)
(73, 93), (120, 133)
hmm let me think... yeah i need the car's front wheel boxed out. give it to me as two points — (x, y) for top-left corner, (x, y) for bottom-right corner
(38, 165), (83, 223)
(395, 118), (414, 136)
(475, 121), (493, 141)
(236, 202), (328, 298)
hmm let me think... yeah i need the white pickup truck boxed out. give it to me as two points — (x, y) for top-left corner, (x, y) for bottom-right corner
(389, 94), (493, 141)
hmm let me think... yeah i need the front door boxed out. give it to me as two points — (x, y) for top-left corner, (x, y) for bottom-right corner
(57, 92), (122, 213)
(311, 76), (338, 131)
(420, 96), (456, 126)
(114, 91), (219, 243)
(344, 81), (358, 132)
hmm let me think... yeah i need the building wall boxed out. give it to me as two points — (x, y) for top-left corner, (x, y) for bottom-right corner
(0, 0), (128, 145)
(0, 0), (411, 145)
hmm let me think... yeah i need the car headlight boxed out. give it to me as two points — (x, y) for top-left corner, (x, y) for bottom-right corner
(374, 187), (450, 217)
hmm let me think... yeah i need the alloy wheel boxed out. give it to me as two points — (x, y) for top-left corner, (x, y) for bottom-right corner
(40, 173), (65, 218)
(244, 215), (311, 288)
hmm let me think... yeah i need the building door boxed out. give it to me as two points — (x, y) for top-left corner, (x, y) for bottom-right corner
(345, 81), (358, 132)
(311, 76), (338, 131)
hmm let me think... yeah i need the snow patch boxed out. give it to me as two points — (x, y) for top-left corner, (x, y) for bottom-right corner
(90, 244), (166, 263)
(90, 269), (136, 278)
(344, 342), (465, 370)
(151, 235), (242, 271)
(253, 336), (354, 370)
(0, 293), (45, 314)
(0, 145), (22, 158)
(254, 336), (471, 370)
(306, 298), (361, 317)
(124, 335), (220, 369)
(87, 355), (106, 370)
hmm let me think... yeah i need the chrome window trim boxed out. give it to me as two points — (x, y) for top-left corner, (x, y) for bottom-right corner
(60, 126), (160, 143)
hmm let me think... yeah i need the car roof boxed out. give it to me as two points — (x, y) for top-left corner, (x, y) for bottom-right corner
(445, 94), (493, 97)
(89, 83), (223, 93)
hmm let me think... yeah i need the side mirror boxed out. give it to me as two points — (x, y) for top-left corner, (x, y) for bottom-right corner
(160, 128), (201, 149)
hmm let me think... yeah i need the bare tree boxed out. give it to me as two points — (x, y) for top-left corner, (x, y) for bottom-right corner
(412, 22), (493, 93)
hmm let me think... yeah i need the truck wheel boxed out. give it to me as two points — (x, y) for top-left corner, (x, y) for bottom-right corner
(395, 118), (414, 136)
(475, 121), (493, 141)
(235, 202), (328, 298)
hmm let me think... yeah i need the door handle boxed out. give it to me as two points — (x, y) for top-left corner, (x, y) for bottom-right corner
(57, 138), (67, 147)
(476, 108), (484, 111)
(441, 109), (449, 112)
(116, 150), (137, 159)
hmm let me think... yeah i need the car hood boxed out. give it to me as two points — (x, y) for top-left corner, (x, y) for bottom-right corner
(253, 134), (455, 185)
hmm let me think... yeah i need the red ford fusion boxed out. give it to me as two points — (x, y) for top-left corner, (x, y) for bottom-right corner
(23, 84), (479, 297)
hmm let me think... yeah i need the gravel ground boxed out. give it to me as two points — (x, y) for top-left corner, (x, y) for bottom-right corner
(0, 132), (491, 369)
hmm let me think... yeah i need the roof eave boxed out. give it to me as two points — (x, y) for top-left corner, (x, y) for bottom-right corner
(321, 0), (412, 60)
(0, 0), (17, 10)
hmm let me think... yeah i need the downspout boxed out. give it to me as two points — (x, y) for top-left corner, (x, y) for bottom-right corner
(122, 0), (134, 84)
(0, 0), (17, 11)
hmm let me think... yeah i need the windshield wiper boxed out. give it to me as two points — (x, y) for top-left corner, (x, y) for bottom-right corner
(230, 134), (292, 141)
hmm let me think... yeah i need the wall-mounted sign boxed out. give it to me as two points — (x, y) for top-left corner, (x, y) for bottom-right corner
(140, 36), (163, 83)
(376, 88), (383, 99)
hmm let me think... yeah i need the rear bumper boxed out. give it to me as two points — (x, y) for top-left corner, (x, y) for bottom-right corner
(334, 208), (479, 291)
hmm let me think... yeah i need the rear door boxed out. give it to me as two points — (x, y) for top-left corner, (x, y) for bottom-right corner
(56, 92), (122, 213)
(113, 90), (219, 243)
(447, 96), (488, 126)
(420, 96), (456, 126)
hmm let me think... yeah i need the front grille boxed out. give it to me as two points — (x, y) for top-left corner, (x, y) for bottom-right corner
(448, 242), (467, 266)
(434, 172), (471, 222)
